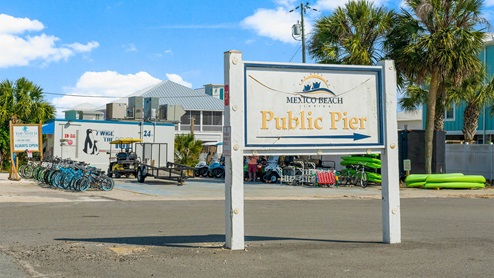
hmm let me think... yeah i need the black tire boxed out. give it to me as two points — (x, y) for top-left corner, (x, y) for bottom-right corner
(341, 174), (349, 186)
(99, 177), (115, 191)
(137, 166), (146, 183)
(107, 162), (116, 178)
(200, 167), (208, 177)
(360, 172), (368, 188)
(212, 168), (224, 178)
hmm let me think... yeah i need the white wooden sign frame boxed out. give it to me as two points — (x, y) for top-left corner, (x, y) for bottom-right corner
(223, 50), (401, 250)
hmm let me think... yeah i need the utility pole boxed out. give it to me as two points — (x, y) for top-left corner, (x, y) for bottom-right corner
(290, 2), (317, 63)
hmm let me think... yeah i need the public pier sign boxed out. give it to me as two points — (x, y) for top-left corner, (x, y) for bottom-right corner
(244, 62), (384, 150)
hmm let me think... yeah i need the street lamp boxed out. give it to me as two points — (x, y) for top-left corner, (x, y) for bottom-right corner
(290, 2), (317, 63)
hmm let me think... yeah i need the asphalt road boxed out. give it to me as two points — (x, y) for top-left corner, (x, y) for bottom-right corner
(0, 198), (493, 277)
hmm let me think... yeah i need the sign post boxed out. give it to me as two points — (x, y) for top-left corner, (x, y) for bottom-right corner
(223, 51), (401, 250)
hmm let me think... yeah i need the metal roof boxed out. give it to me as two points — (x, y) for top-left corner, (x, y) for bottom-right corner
(95, 80), (224, 111)
(140, 80), (224, 111)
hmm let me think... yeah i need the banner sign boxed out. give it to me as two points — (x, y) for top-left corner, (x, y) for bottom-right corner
(12, 125), (41, 152)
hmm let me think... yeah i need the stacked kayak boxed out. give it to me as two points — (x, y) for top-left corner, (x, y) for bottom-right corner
(340, 154), (382, 183)
(405, 173), (486, 189)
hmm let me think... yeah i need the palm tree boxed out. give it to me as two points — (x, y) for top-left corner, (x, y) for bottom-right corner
(384, 0), (486, 173)
(0, 77), (55, 169)
(399, 80), (454, 131)
(448, 67), (494, 143)
(0, 77), (55, 126)
(308, 0), (396, 65)
(174, 133), (203, 167)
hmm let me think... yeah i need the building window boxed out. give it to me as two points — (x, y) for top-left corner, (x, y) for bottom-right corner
(203, 111), (223, 126)
(180, 111), (200, 125)
(191, 111), (200, 125)
(180, 112), (190, 124)
(444, 104), (455, 121)
(203, 111), (213, 125)
(212, 111), (222, 125)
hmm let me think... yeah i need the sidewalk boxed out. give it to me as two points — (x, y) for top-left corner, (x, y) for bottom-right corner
(1, 172), (493, 203)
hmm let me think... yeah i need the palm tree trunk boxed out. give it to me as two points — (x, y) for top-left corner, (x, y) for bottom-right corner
(462, 103), (480, 144)
(434, 82), (445, 131)
(425, 70), (440, 174)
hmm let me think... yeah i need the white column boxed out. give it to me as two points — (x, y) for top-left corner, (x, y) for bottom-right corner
(224, 50), (245, 250)
(379, 60), (401, 243)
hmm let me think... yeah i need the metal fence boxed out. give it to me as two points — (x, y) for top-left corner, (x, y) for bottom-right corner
(446, 144), (494, 180)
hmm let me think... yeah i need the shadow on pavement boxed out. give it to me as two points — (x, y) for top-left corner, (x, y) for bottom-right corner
(55, 234), (381, 248)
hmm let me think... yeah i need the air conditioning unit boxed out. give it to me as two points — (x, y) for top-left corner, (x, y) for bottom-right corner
(158, 104), (186, 121)
(106, 103), (127, 119)
(127, 96), (143, 119)
(126, 109), (134, 119)
(134, 108), (143, 120)
(144, 97), (159, 120)
(159, 105), (167, 120)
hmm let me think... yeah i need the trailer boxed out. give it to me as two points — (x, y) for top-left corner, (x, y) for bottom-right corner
(135, 142), (194, 185)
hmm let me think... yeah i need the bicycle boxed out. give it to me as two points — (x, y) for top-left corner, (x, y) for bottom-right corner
(354, 162), (369, 188)
(338, 164), (358, 186)
(338, 162), (368, 188)
(75, 166), (114, 192)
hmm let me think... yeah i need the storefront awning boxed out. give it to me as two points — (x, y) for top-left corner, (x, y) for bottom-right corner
(42, 122), (55, 135)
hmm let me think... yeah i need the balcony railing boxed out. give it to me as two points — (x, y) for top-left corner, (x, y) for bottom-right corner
(176, 124), (222, 132)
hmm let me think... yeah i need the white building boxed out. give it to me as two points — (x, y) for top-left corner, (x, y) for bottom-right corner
(397, 109), (423, 130)
(42, 119), (175, 171)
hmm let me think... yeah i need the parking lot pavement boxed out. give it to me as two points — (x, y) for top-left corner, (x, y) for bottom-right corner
(1, 172), (494, 277)
(1, 173), (493, 202)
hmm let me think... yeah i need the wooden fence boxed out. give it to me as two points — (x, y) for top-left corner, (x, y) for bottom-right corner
(446, 144), (494, 181)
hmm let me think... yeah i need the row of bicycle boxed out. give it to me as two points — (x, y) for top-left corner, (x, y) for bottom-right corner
(18, 157), (114, 192)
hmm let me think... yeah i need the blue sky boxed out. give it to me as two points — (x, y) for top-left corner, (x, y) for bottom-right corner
(1, 0), (494, 117)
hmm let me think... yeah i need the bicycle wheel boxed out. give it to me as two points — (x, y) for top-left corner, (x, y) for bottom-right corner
(18, 165), (27, 179)
(359, 172), (368, 188)
(98, 177), (114, 191)
(76, 177), (91, 192)
(23, 164), (34, 179)
(338, 169), (348, 186)
(62, 174), (74, 190)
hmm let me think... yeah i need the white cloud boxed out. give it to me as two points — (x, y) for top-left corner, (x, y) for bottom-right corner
(0, 14), (43, 34)
(241, 7), (301, 44)
(66, 41), (99, 52)
(274, 0), (298, 9)
(165, 73), (192, 88)
(51, 71), (161, 117)
(240, 1), (397, 44)
(0, 13), (99, 68)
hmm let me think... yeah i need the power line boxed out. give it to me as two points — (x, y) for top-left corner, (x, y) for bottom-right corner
(289, 45), (302, 62)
